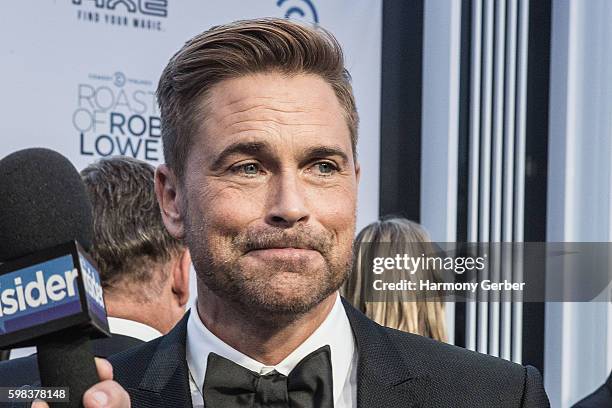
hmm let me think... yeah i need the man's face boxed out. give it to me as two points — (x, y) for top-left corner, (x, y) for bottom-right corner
(162, 72), (359, 316)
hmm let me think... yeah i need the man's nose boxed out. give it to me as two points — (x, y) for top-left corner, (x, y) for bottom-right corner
(265, 172), (310, 227)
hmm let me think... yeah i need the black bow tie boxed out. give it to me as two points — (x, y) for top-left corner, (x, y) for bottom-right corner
(202, 345), (334, 408)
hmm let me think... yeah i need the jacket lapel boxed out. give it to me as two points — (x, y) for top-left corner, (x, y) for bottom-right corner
(342, 298), (432, 408)
(130, 312), (192, 408)
(91, 333), (144, 357)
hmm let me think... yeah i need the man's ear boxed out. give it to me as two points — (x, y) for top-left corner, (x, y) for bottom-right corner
(155, 164), (185, 239)
(355, 161), (361, 184)
(171, 248), (191, 307)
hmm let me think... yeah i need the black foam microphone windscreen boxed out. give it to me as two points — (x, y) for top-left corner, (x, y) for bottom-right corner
(0, 148), (93, 262)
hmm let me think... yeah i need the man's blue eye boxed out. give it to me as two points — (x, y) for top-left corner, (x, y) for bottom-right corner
(242, 163), (259, 174)
(316, 162), (335, 174)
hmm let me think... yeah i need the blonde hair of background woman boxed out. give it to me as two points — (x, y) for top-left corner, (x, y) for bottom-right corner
(342, 217), (447, 342)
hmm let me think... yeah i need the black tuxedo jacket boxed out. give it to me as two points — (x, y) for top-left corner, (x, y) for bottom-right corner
(0, 333), (143, 387)
(572, 371), (612, 407)
(108, 299), (549, 407)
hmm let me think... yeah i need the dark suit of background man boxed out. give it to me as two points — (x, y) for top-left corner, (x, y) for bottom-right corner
(572, 371), (612, 407)
(0, 156), (191, 386)
(45, 18), (549, 408)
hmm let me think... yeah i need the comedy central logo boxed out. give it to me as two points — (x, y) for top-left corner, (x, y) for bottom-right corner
(72, 71), (162, 162)
(72, 0), (167, 31)
(276, 0), (319, 24)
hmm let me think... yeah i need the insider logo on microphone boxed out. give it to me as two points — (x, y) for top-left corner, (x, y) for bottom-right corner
(0, 252), (106, 336)
(0, 257), (80, 322)
(0, 243), (109, 348)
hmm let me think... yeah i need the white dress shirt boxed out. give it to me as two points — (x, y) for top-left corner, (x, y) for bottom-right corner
(106, 317), (162, 342)
(186, 292), (358, 407)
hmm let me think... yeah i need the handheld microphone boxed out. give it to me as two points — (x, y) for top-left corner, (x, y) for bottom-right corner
(0, 148), (110, 407)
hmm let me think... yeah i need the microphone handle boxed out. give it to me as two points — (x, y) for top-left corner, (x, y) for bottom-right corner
(37, 328), (99, 408)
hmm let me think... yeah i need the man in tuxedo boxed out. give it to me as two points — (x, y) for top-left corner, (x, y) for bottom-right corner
(52, 18), (549, 407)
(0, 157), (191, 386)
(572, 371), (612, 407)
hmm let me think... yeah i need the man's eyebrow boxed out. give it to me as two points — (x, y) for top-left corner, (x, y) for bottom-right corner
(210, 141), (270, 170)
(300, 146), (350, 166)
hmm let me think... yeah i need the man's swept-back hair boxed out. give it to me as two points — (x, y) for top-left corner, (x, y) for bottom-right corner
(80, 156), (183, 300)
(157, 17), (359, 179)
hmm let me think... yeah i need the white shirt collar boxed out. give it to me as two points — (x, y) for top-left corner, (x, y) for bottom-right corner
(106, 316), (162, 342)
(186, 292), (356, 404)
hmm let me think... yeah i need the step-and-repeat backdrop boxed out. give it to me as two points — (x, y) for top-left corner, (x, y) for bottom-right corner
(0, 0), (381, 229)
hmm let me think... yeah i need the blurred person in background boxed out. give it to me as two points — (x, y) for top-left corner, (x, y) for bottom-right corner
(342, 217), (447, 342)
(0, 156), (191, 385)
